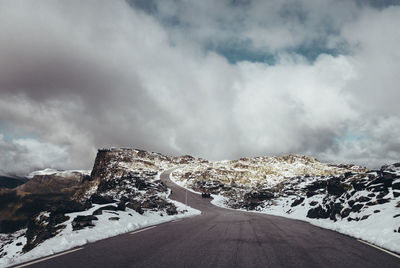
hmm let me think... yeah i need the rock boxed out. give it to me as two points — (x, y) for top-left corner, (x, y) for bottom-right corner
(393, 182), (400, 190)
(291, 197), (305, 207)
(356, 196), (371, 203)
(126, 200), (144, 214)
(360, 215), (370, 221)
(351, 203), (364, 213)
(92, 205), (118, 216)
(71, 215), (98, 231)
(166, 204), (178, 215)
(117, 201), (126, 211)
(376, 198), (390, 205)
(307, 181), (327, 192)
(23, 212), (69, 252)
(327, 178), (349, 196)
(376, 191), (389, 199)
(394, 191), (400, 198)
(371, 185), (389, 193)
(329, 203), (344, 221)
(307, 205), (329, 219)
(367, 193), (375, 197)
(306, 191), (318, 198)
(92, 208), (103, 215)
(101, 205), (118, 211)
(374, 210), (380, 213)
(141, 199), (158, 209)
(348, 200), (356, 207)
(90, 194), (116, 204)
(309, 201), (319, 206)
(341, 208), (351, 218)
(108, 217), (119, 221)
(393, 214), (400, 218)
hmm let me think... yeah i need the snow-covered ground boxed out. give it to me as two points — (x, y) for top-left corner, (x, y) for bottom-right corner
(0, 199), (200, 267)
(170, 172), (201, 195)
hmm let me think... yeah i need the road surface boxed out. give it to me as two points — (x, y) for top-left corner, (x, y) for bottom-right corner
(16, 170), (400, 267)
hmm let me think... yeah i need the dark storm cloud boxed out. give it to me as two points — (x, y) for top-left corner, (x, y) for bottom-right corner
(1, 0), (400, 175)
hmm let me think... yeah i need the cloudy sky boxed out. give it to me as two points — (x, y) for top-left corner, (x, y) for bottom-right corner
(1, 0), (400, 175)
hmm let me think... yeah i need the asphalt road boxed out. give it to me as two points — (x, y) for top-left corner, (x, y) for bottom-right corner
(17, 170), (400, 268)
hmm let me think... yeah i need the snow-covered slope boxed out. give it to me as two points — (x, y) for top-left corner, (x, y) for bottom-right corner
(210, 163), (400, 254)
(0, 148), (201, 267)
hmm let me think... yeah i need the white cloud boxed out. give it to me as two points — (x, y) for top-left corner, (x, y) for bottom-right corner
(0, 134), (68, 176)
(0, 0), (400, 174)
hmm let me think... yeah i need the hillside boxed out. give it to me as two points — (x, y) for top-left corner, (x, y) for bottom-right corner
(0, 148), (200, 267)
(1, 148), (399, 266)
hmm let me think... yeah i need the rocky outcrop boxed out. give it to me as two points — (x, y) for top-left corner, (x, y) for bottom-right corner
(0, 148), (199, 253)
(217, 162), (399, 226)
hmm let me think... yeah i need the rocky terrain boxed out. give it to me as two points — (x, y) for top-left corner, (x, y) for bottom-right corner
(171, 154), (366, 191)
(0, 148), (201, 266)
(1, 148), (399, 265)
(171, 156), (400, 253)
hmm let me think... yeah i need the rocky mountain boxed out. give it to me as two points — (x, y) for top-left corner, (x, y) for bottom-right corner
(0, 148), (201, 261)
(1, 148), (399, 263)
(171, 157), (400, 253)
(172, 154), (367, 189)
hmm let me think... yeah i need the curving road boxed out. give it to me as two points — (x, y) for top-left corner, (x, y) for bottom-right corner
(16, 170), (400, 267)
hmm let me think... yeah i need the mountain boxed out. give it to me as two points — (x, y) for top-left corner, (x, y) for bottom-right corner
(1, 148), (399, 265)
(0, 148), (201, 263)
(171, 156), (400, 253)
(0, 176), (29, 189)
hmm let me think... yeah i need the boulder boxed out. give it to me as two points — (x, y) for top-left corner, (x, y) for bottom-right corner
(307, 205), (329, 219)
(341, 208), (351, 218)
(376, 198), (390, 205)
(360, 215), (370, 221)
(306, 191), (318, 198)
(90, 194), (116, 204)
(356, 196), (371, 203)
(72, 215), (98, 231)
(351, 203), (364, 213)
(307, 181), (327, 192)
(291, 197), (305, 207)
(327, 178), (349, 196)
(126, 200), (144, 214)
(166, 204), (178, 215)
(393, 182), (400, 190)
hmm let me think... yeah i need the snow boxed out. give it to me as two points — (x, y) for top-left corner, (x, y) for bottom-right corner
(0, 200), (200, 267)
(169, 172), (201, 195)
(27, 169), (91, 179)
(210, 191), (400, 254)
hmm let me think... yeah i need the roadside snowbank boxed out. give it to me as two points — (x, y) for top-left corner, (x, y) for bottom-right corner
(211, 193), (400, 254)
(1, 200), (200, 267)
